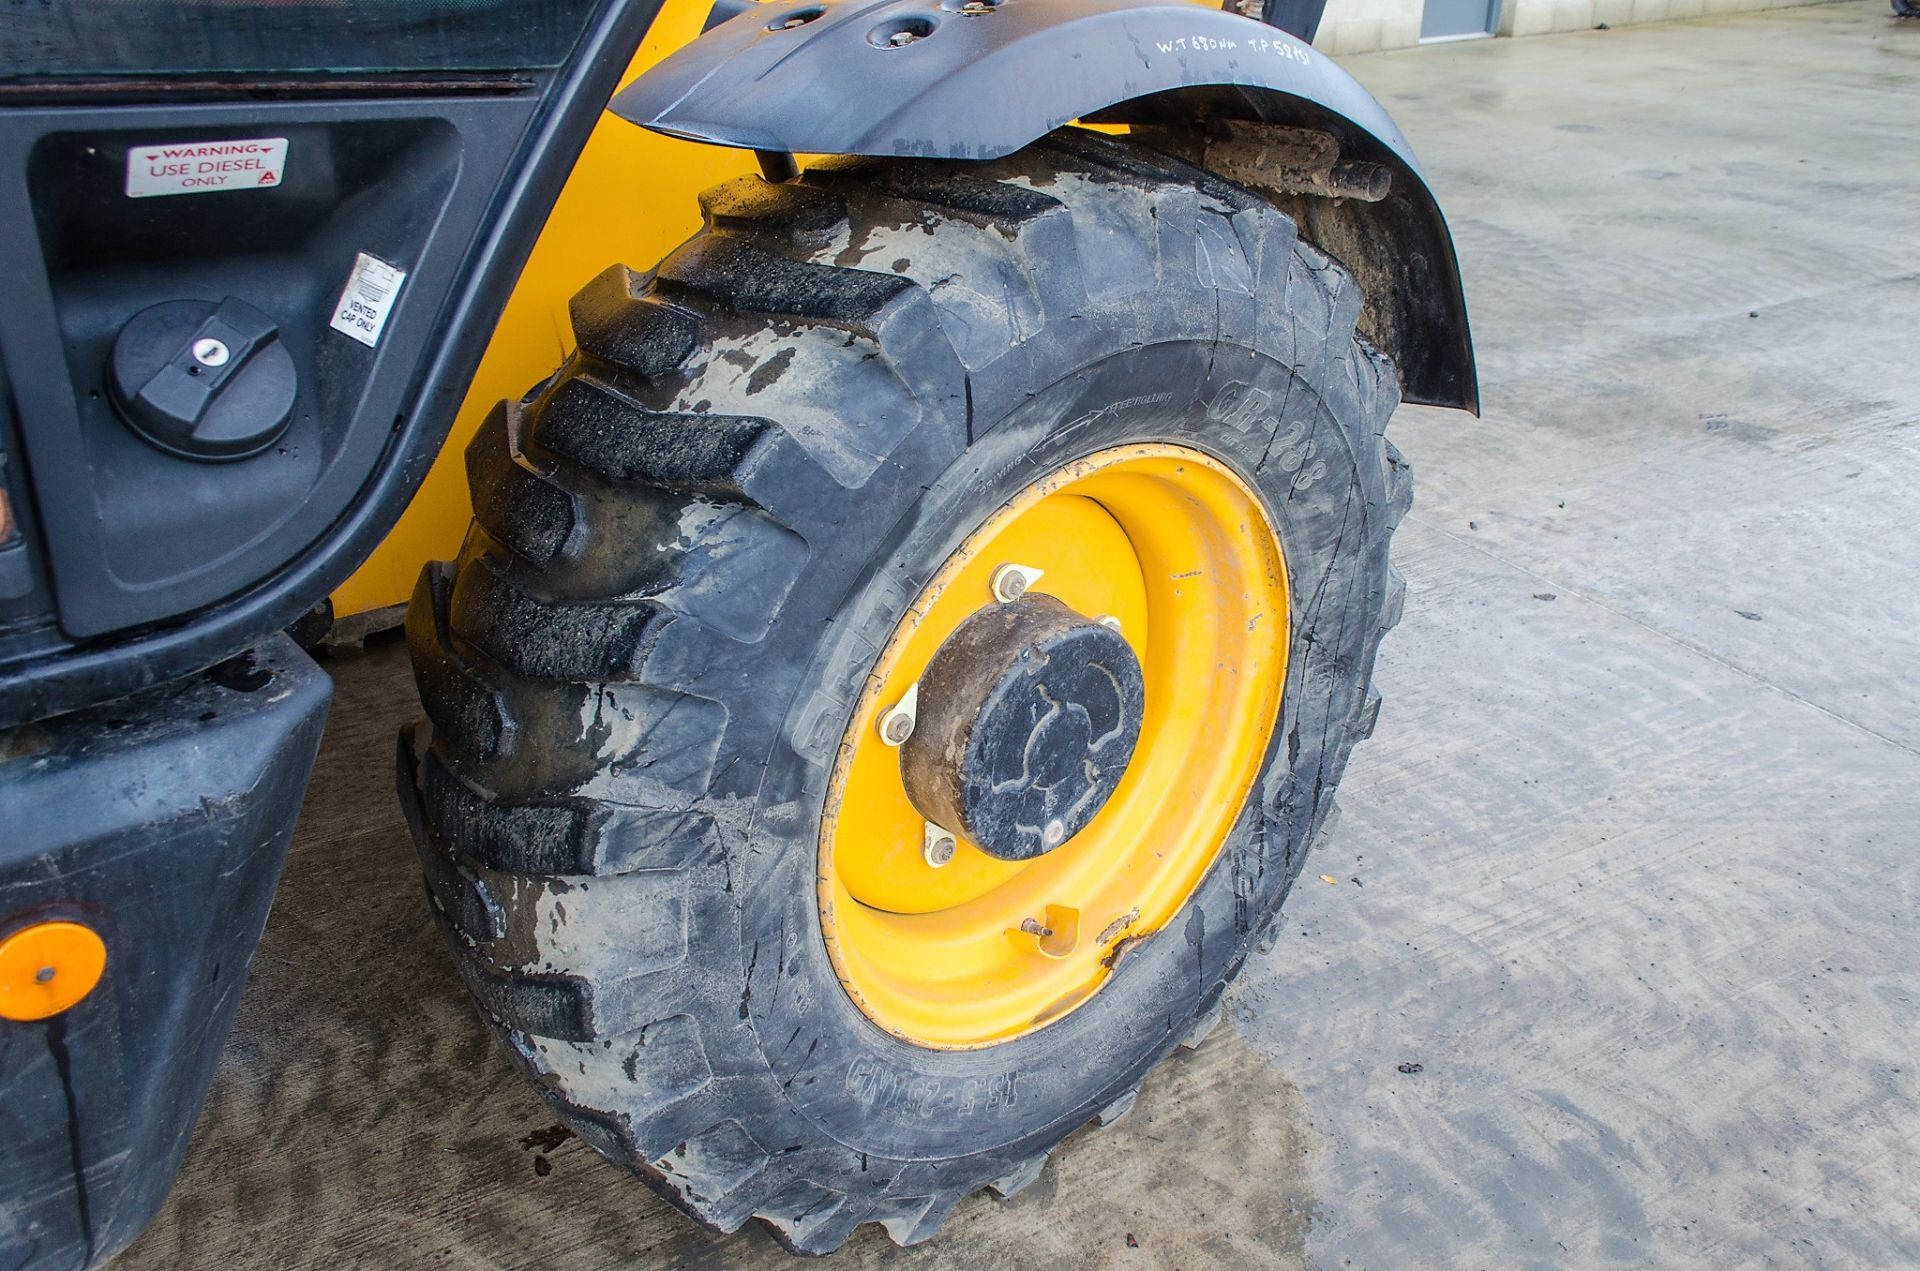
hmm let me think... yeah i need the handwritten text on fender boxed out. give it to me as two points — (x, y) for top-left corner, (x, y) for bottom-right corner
(1153, 34), (1314, 66)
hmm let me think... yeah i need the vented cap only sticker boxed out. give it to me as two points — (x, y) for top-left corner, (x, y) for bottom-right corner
(329, 252), (407, 349)
(126, 138), (288, 198)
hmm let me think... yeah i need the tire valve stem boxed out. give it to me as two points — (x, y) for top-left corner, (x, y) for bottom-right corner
(990, 563), (1044, 604)
(1015, 905), (1081, 958)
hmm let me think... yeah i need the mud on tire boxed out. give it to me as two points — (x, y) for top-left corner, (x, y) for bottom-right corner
(399, 129), (1410, 1253)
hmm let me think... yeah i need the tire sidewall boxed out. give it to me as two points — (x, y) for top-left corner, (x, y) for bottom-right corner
(734, 336), (1385, 1161)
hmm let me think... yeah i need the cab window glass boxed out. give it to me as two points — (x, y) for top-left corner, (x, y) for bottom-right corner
(1, 0), (603, 78)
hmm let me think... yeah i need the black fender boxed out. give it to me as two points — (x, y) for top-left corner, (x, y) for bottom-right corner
(612, 0), (1476, 412)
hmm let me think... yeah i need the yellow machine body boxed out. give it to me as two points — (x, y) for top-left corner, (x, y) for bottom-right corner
(331, 0), (758, 619)
(331, 2), (1169, 620)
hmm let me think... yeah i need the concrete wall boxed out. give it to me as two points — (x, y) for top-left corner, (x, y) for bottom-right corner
(1312, 0), (1839, 53)
(1313, 0), (1424, 55)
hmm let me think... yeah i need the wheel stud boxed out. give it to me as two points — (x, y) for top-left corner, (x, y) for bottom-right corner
(923, 822), (959, 868)
(877, 683), (919, 747)
(990, 562), (1044, 603)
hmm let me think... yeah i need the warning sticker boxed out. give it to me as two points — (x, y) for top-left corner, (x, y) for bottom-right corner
(126, 137), (288, 198)
(328, 253), (407, 349)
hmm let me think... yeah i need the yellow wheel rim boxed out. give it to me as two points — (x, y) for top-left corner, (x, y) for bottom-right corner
(819, 444), (1290, 1048)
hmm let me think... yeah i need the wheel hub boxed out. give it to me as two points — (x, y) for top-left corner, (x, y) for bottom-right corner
(902, 594), (1145, 861)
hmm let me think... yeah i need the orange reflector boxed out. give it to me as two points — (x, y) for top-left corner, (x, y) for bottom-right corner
(0, 921), (107, 1021)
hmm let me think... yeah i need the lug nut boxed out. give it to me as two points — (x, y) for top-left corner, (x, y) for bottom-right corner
(990, 563), (1044, 604)
(888, 28), (919, 44)
(877, 682), (919, 747)
(923, 822), (959, 868)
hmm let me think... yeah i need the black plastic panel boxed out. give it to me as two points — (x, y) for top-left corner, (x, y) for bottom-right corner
(0, 364), (53, 643)
(0, 0), (666, 728)
(0, 636), (329, 1271)
(23, 114), (472, 636)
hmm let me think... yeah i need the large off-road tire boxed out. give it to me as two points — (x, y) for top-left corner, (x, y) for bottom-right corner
(400, 129), (1408, 1253)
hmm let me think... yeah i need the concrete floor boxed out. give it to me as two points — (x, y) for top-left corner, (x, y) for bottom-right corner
(119, 5), (1920, 1267)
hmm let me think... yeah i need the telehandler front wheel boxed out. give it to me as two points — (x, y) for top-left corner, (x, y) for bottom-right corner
(400, 130), (1408, 1252)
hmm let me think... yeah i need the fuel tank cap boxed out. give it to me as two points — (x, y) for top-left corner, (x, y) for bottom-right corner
(108, 297), (297, 461)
